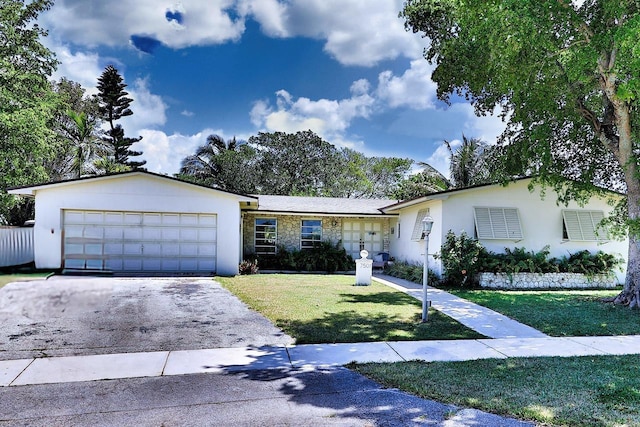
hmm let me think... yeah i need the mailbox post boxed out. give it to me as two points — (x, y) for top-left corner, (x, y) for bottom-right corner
(355, 249), (373, 286)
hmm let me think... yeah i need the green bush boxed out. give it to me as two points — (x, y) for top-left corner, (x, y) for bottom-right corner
(437, 230), (484, 287)
(385, 260), (440, 286)
(437, 230), (623, 287)
(250, 241), (353, 273)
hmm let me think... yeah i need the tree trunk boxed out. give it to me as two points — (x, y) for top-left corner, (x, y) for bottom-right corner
(598, 60), (640, 309)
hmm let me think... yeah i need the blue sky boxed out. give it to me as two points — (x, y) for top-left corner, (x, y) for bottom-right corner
(39, 0), (506, 176)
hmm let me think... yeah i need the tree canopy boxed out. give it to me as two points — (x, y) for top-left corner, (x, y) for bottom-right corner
(178, 130), (414, 198)
(402, 0), (640, 306)
(0, 0), (58, 224)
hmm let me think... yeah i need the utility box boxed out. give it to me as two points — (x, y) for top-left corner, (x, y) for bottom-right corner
(355, 249), (373, 286)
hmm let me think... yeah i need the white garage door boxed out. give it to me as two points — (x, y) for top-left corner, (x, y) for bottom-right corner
(63, 210), (217, 273)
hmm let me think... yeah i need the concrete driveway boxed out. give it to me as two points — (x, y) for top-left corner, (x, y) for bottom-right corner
(0, 276), (293, 361)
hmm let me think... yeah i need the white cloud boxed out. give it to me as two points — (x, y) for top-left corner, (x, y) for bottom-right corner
(244, 0), (422, 66)
(376, 60), (438, 109)
(121, 77), (168, 133)
(48, 43), (104, 94)
(250, 82), (375, 148)
(41, 0), (245, 50)
(181, 110), (195, 117)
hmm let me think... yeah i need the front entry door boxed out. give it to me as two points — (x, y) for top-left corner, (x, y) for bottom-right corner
(342, 220), (383, 260)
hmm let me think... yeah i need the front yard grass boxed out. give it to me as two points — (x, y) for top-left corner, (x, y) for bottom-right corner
(352, 355), (640, 427)
(448, 289), (640, 336)
(218, 274), (484, 343)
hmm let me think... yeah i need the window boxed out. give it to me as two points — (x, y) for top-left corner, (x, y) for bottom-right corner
(301, 219), (322, 249)
(562, 210), (607, 241)
(255, 218), (277, 254)
(474, 207), (523, 240)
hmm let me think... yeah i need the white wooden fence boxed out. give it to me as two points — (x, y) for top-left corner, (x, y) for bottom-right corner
(0, 227), (34, 267)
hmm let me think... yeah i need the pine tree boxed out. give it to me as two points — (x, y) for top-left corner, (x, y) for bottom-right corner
(96, 65), (145, 170)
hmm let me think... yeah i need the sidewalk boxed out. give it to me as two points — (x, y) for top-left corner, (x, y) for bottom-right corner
(3, 335), (640, 387)
(2, 274), (640, 388)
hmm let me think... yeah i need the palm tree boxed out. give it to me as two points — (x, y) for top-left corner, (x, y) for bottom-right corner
(445, 135), (492, 188)
(66, 110), (110, 177)
(179, 135), (238, 184)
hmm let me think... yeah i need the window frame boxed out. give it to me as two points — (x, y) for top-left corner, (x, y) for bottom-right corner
(300, 219), (323, 249)
(562, 210), (608, 242)
(473, 207), (523, 240)
(255, 218), (277, 254)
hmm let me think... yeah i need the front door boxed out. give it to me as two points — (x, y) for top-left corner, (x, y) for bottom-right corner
(342, 220), (384, 260)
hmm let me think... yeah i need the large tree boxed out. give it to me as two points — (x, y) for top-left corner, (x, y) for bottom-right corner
(249, 130), (344, 196)
(445, 135), (492, 189)
(178, 134), (258, 194)
(0, 0), (58, 224)
(402, 0), (640, 306)
(48, 78), (105, 180)
(96, 65), (145, 171)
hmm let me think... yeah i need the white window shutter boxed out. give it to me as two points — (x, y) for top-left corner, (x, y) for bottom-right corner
(562, 210), (606, 241)
(411, 208), (430, 241)
(474, 207), (523, 240)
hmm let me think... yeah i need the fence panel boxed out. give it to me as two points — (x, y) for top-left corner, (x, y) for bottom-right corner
(0, 227), (35, 267)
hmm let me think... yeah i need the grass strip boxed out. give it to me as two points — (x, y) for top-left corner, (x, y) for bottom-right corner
(449, 289), (639, 336)
(351, 355), (640, 427)
(218, 274), (484, 343)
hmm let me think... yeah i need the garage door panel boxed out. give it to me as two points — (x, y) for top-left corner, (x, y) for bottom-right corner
(124, 243), (142, 255)
(124, 228), (142, 239)
(199, 244), (216, 256)
(105, 228), (123, 239)
(105, 212), (124, 224)
(180, 214), (198, 226)
(162, 228), (180, 240)
(104, 243), (123, 255)
(144, 243), (162, 256)
(142, 227), (162, 240)
(63, 210), (217, 273)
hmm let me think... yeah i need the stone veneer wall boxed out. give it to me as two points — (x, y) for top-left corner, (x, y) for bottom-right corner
(243, 214), (344, 255)
(478, 272), (618, 289)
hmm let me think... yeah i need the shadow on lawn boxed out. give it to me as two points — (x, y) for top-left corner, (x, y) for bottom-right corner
(281, 310), (483, 344)
(339, 291), (420, 306)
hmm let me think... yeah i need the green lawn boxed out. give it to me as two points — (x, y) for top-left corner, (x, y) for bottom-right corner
(218, 274), (484, 343)
(352, 355), (640, 427)
(448, 289), (640, 336)
(0, 273), (51, 288)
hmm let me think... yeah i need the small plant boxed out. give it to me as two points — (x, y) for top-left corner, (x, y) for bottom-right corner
(238, 259), (259, 275)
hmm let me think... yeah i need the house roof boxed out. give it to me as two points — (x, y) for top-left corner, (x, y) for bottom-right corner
(8, 170), (259, 202)
(381, 177), (536, 213)
(246, 194), (398, 217)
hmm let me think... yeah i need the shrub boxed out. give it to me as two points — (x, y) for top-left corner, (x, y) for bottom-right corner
(251, 241), (353, 272)
(437, 229), (623, 288)
(238, 259), (259, 275)
(437, 230), (484, 287)
(385, 260), (440, 286)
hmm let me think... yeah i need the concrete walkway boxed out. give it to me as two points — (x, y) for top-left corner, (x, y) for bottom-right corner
(373, 274), (548, 339)
(3, 271), (640, 388)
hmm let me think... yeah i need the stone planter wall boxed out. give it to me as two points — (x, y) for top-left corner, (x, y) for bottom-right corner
(478, 272), (618, 290)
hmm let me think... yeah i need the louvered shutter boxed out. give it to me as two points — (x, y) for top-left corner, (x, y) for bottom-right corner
(474, 207), (523, 240)
(562, 210), (606, 241)
(411, 209), (430, 241)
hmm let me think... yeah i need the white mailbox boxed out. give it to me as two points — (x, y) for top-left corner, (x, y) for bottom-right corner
(355, 249), (373, 286)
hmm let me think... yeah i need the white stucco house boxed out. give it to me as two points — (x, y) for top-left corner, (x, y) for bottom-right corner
(9, 172), (628, 281)
(383, 177), (628, 283)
